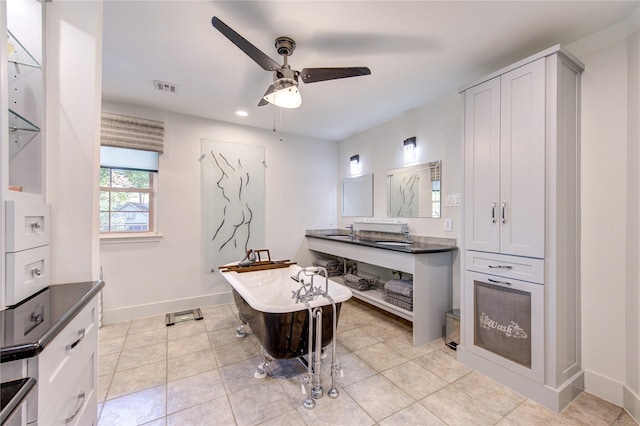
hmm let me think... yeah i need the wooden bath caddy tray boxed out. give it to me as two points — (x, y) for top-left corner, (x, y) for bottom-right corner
(218, 249), (296, 273)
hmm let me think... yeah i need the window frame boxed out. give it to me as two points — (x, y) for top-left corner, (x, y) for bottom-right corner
(99, 167), (157, 235)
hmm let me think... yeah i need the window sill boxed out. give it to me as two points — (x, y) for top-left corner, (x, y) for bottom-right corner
(100, 233), (164, 244)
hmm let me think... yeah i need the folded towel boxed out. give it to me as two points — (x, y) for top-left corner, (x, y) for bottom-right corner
(343, 273), (369, 290)
(344, 273), (364, 283)
(315, 258), (339, 268)
(384, 279), (413, 297)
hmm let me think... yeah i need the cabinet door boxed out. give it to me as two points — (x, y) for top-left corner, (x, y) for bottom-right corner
(464, 77), (501, 253)
(500, 58), (545, 258)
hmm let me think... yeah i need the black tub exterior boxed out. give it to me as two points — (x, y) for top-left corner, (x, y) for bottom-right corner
(232, 289), (342, 359)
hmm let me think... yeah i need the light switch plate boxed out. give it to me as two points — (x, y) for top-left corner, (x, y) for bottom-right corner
(444, 218), (452, 232)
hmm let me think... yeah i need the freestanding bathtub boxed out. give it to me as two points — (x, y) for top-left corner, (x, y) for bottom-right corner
(220, 264), (353, 359)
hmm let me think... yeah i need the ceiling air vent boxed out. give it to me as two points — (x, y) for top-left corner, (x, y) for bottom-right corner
(153, 80), (178, 94)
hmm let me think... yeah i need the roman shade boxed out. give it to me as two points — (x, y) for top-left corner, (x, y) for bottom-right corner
(100, 112), (164, 154)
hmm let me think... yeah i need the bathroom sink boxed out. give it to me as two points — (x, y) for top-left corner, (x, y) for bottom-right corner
(374, 241), (412, 246)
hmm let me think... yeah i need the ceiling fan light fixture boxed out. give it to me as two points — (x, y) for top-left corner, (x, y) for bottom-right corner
(263, 78), (301, 109)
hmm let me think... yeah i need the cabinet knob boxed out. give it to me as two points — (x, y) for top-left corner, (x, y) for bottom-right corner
(31, 267), (42, 277)
(32, 221), (42, 231)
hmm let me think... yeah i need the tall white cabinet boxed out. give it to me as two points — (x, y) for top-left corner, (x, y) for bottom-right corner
(1, 0), (49, 309)
(459, 45), (585, 411)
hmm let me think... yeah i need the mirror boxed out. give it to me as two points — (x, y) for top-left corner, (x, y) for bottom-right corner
(387, 161), (441, 218)
(342, 174), (373, 217)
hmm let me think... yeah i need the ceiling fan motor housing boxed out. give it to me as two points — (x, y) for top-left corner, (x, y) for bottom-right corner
(275, 36), (296, 57)
(275, 67), (299, 82)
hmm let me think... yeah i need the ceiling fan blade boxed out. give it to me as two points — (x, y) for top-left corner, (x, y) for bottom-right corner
(258, 85), (275, 106)
(211, 16), (281, 71)
(300, 67), (371, 84)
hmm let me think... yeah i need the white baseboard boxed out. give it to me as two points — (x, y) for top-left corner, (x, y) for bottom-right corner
(102, 291), (234, 324)
(584, 369), (624, 406)
(624, 385), (640, 424)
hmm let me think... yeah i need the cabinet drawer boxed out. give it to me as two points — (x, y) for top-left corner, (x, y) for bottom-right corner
(5, 245), (50, 305)
(40, 352), (96, 426)
(5, 200), (51, 252)
(36, 298), (97, 414)
(465, 250), (544, 284)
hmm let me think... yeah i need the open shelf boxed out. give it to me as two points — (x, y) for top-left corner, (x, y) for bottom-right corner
(8, 109), (40, 159)
(332, 275), (414, 322)
(7, 30), (40, 68)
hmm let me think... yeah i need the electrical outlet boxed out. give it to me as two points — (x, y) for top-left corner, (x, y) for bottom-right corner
(444, 218), (452, 232)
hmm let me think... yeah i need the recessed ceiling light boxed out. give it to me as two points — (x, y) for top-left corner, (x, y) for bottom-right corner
(235, 110), (248, 117)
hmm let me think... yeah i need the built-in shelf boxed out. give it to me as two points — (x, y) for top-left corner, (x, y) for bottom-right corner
(8, 109), (40, 159)
(7, 30), (40, 68)
(332, 275), (414, 322)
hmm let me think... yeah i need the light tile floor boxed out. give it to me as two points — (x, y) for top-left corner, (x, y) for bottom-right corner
(97, 300), (638, 425)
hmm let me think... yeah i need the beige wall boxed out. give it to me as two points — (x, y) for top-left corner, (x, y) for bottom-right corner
(568, 9), (638, 416)
(625, 23), (639, 421)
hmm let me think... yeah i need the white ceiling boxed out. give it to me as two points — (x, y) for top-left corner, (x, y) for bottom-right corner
(102, 1), (638, 141)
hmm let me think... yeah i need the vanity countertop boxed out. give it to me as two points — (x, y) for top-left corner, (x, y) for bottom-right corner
(0, 281), (105, 363)
(306, 232), (457, 254)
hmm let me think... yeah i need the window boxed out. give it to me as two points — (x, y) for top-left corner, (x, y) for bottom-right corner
(100, 167), (156, 233)
(99, 112), (164, 236)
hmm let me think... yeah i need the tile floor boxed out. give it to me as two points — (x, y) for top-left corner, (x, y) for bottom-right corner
(97, 299), (638, 425)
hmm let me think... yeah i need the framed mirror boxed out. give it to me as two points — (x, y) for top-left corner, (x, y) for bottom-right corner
(342, 174), (373, 217)
(387, 161), (441, 218)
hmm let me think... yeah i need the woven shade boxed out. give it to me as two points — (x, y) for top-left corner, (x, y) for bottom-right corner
(431, 163), (441, 181)
(101, 112), (164, 154)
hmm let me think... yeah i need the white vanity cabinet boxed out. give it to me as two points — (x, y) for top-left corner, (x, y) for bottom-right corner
(28, 296), (98, 425)
(459, 45), (584, 412)
(306, 236), (455, 346)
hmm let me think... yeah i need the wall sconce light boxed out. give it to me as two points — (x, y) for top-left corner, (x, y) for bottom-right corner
(404, 137), (417, 163)
(350, 154), (360, 175)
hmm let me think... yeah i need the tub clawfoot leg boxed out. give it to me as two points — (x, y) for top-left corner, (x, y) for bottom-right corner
(236, 323), (247, 338)
(254, 347), (273, 379)
(254, 362), (268, 379)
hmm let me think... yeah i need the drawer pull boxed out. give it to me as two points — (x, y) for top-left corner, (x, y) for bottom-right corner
(65, 391), (86, 424)
(24, 312), (45, 335)
(488, 265), (513, 270)
(488, 278), (512, 286)
(31, 267), (42, 277)
(66, 328), (86, 351)
(32, 221), (42, 231)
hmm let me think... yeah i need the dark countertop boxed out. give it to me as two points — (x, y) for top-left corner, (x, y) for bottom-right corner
(0, 281), (105, 363)
(1, 377), (36, 425)
(306, 233), (458, 254)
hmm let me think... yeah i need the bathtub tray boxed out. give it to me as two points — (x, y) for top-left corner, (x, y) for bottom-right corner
(219, 260), (297, 273)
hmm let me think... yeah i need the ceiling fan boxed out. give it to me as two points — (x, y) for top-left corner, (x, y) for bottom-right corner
(211, 16), (371, 109)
